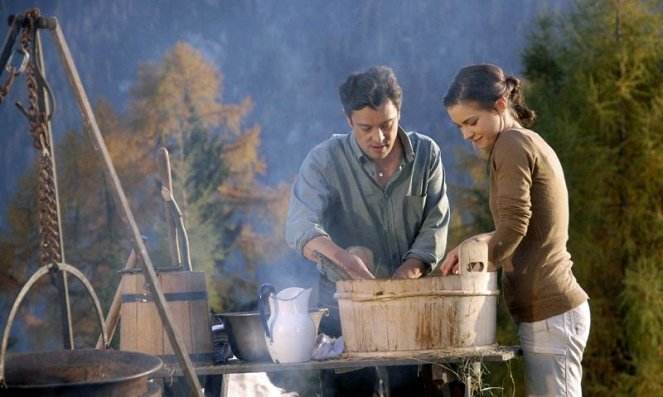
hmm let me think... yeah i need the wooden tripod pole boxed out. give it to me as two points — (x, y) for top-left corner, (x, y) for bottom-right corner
(47, 18), (203, 396)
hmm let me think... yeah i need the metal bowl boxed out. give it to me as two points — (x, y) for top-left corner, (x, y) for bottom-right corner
(216, 308), (328, 362)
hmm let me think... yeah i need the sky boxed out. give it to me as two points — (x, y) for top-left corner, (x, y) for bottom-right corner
(0, 0), (568, 212)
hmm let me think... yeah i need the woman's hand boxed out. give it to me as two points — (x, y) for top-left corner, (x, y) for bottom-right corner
(440, 246), (460, 276)
(441, 233), (495, 276)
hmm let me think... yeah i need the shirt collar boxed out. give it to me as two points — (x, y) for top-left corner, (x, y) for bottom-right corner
(349, 126), (415, 163)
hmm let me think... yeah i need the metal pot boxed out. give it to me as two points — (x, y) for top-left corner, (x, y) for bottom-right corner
(0, 263), (162, 397)
(1, 349), (162, 397)
(217, 308), (328, 362)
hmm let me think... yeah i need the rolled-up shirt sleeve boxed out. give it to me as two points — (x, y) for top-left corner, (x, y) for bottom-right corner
(403, 144), (450, 271)
(285, 147), (331, 254)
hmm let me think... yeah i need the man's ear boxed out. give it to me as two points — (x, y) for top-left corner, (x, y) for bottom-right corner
(495, 97), (508, 114)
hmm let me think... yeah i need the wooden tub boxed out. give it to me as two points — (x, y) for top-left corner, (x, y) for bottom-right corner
(334, 241), (498, 357)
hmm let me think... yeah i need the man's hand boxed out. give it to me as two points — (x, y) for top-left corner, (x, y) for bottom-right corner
(392, 258), (427, 279)
(303, 237), (375, 279)
(336, 250), (375, 279)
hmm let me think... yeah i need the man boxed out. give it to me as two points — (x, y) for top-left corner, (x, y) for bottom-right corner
(285, 65), (450, 396)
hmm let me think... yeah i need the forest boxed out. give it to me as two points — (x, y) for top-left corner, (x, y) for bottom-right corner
(0, 1), (662, 396)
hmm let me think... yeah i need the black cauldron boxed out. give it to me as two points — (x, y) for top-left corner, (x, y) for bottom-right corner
(1, 349), (162, 397)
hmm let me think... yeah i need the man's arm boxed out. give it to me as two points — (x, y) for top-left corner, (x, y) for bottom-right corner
(400, 144), (451, 275)
(284, 147), (331, 254)
(285, 145), (374, 280)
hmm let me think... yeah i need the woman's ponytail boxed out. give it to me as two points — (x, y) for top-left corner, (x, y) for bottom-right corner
(506, 75), (536, 127)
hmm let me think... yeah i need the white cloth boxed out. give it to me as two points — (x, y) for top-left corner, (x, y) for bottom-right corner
(517, 301), (591, 396)
(312, 334), (344, 361)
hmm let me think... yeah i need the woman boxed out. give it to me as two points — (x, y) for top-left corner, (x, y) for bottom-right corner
(441, 64), (590, 397)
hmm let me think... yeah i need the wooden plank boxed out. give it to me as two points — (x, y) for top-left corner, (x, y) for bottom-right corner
(137, 275), (164, 355)
(337, 283), (356, 350)
(162, 272), (191, 355)
(188, 272), (213, 357)
(155, 345), (522, 377)
(98, 250), (138, 349)
(119, 273), (137, 352)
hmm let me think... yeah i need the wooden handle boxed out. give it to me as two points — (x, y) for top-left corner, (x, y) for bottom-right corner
(157, 147), (181, 268)
(458, 240), (488, 274)
(157, 147), (172, 191)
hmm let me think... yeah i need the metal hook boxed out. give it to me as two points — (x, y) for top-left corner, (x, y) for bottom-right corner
(4, 48), (29, 75)
(32, 63), (56, 121)
(0, 15), (22, 81)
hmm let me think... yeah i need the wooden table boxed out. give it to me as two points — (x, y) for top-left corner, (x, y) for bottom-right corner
(156, 345), (521, 397)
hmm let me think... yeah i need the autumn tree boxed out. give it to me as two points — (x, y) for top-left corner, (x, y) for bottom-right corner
(0, 42), (289, 350)
(125, 42), (289, 311)
(520, 1), (663, 395)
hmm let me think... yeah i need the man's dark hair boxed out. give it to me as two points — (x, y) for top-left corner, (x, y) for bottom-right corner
(339, 66), (403, 117)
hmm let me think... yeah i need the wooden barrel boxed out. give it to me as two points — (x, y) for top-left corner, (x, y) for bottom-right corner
(120, 271), (214, 365)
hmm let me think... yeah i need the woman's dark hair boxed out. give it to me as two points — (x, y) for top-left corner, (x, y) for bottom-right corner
(443, 64), (536, 127)
(339, 65), (403, 117)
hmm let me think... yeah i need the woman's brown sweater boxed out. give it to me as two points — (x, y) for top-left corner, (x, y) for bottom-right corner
(488, 128), (588, 323)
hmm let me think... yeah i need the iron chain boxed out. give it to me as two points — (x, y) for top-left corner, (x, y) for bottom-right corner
(19, 9), (62, 267)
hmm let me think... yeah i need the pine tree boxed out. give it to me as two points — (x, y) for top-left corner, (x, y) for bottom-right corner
(522, 1), (663, 395)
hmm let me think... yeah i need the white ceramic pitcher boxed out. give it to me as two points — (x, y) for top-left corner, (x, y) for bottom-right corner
(259, 284), (316, 363)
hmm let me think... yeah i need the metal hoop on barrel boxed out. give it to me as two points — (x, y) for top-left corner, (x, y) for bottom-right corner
(0, 262), (109, 387)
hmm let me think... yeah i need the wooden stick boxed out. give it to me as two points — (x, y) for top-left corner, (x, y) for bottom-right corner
(49, 20), (203, 396)
(161, 187), (192, 271)
(157, 147), (181, 268)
